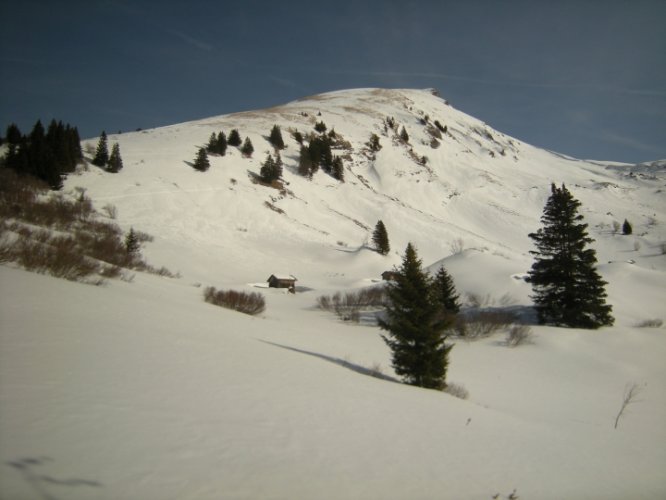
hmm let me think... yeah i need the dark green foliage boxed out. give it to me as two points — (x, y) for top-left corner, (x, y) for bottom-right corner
(314, 120), (327, 133)
(308, 135), (333, 172)
(399, 126), (409, 143)
(434, 120), (447, 133)
(367, 133), (382, 152)
(240, 137), (254, 157)
(331, 156), (344, 182)
(292, 130), (304, 144)
(259, 153), (282, 183)
(4, 120), (82, 190)
(206, 131), (227, 156)
(92, 131), (109, 167)
(379, 243), (453, 390)
(227, 128), (242, 147)
(527, 183), (614, 329)
(431, 266), (461, 314)
(372, 220), (390, 255)
(192, 147), (210, 172)
(622, 219), (633, 235)
(298, 145), (314, 177)
(125, 227), (140, 255)
(268, 124), (285, 150)
(107, 143), (123, 173)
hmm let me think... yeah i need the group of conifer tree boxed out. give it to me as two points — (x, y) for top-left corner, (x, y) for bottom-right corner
(92, 131), (123, 173)
(380, 183), (613, 391)
(297, 122), (344, 181)
(192, 128), (254, 172)
(3, 120), (83, 189)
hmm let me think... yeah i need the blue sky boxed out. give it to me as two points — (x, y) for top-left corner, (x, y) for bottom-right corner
(1, 0), (664, 163)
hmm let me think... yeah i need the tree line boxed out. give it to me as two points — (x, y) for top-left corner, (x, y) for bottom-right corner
(3, 121), (83, 189)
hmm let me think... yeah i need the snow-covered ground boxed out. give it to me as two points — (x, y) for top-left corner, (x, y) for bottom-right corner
(1, 88), (665, 499)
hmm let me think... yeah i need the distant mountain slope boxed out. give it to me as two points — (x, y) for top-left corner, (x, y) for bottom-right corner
(68, 88), (666, 288)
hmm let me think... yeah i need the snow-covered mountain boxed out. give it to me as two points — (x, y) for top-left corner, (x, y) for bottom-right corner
(1, 88), (665, 500)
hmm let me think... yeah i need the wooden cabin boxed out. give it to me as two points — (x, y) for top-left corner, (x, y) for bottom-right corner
(267, 274), (297, 289)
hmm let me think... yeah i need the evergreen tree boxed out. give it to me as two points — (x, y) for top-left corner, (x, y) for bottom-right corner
(372, 220), (390, 255)
(527, 183), (614, 328)
(192, 147), (210, 172)
(367, 133), (382, 152)
(227, 128), (242, 147)
(5, 123), (22, 145)
(314, 120), (327, 133)
(240, 137), (254, 157)
(206, 132), (218, 153)
(399, 126), (409, 143)
(216, 131), (227, 156)
(379, 243), (453, 389)
(431, 266), (461, 314)
(92, 131), (109, 167)
(298, 144), (314, 177)
(259, 153), (282, 183)
(125, 227), (140, 255)
(331, 156), (344, 182)
(268, 124), (285, 150)
(107, 143), (123, 173)
(622, 219), (633, 235)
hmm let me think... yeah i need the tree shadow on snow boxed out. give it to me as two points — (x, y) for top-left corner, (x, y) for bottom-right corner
(258, 339), (399, 383)
(6, 457), (103, 500)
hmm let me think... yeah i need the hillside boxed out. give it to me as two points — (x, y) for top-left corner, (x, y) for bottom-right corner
(1, 88), (665, 500)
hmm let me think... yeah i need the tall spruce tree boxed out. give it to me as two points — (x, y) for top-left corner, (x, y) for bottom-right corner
(431, 266), (461, 314)
(527, 183), (614, 328)
(379, 243), (453, 389)
(107, 143), (123, 173)
(227, 129), (242, 147)
(372, 220), (390, 255)
(268, 124), (285, 150)
(240, 137), (254, 158)
(92, 131), (109, 167)
(192, 147), (210, 172)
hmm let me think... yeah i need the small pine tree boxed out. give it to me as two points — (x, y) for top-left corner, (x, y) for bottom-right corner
(227, 128), (242, 147)
(314, 120), (327, 134)
(125, 227), (140, 255)
(240, 137), (254, 158)
(216, 131), (227, 156)
(192, 147), (210, 172)
(622, 219), (633, 235)
(107, 143), (123, 173)
(206, 132), (218, 153)
(527, 183), (614, 328)
(399, 126), (409, 143)
(92, 131), (109, 167)
(372, 220), (390, 255)
(379, 243), (453, 390)
(331, 156), (344, 182)
(367, 133), (382, 152)
(259, 153), (282, 183)
(292, 130), (304, 145)
(268, 124), (285, 150)
(431, 266), (461, 314)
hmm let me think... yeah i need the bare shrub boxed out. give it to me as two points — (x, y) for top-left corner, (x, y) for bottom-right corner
(102, 204), (118, 219)
(14, 237), (98, 281)
(614, 382), (644, 429)
(635, 318), (663, 328)
(367, 362), (384, 379)
(506, 324), (533, 347)
(455, 310), (516, 338)
(449, 238), (465, 255)
(316, 286), (388, 322)
(204, 286), (266, 315)
(444, 382), (469, 400)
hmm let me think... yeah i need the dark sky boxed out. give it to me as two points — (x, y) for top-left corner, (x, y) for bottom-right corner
(1, 0), (664, 163)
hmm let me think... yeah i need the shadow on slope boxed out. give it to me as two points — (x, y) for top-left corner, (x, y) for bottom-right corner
(258, 339), (398, 383)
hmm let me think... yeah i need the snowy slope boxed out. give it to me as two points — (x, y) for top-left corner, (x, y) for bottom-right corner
(1, 88), (665, 499)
